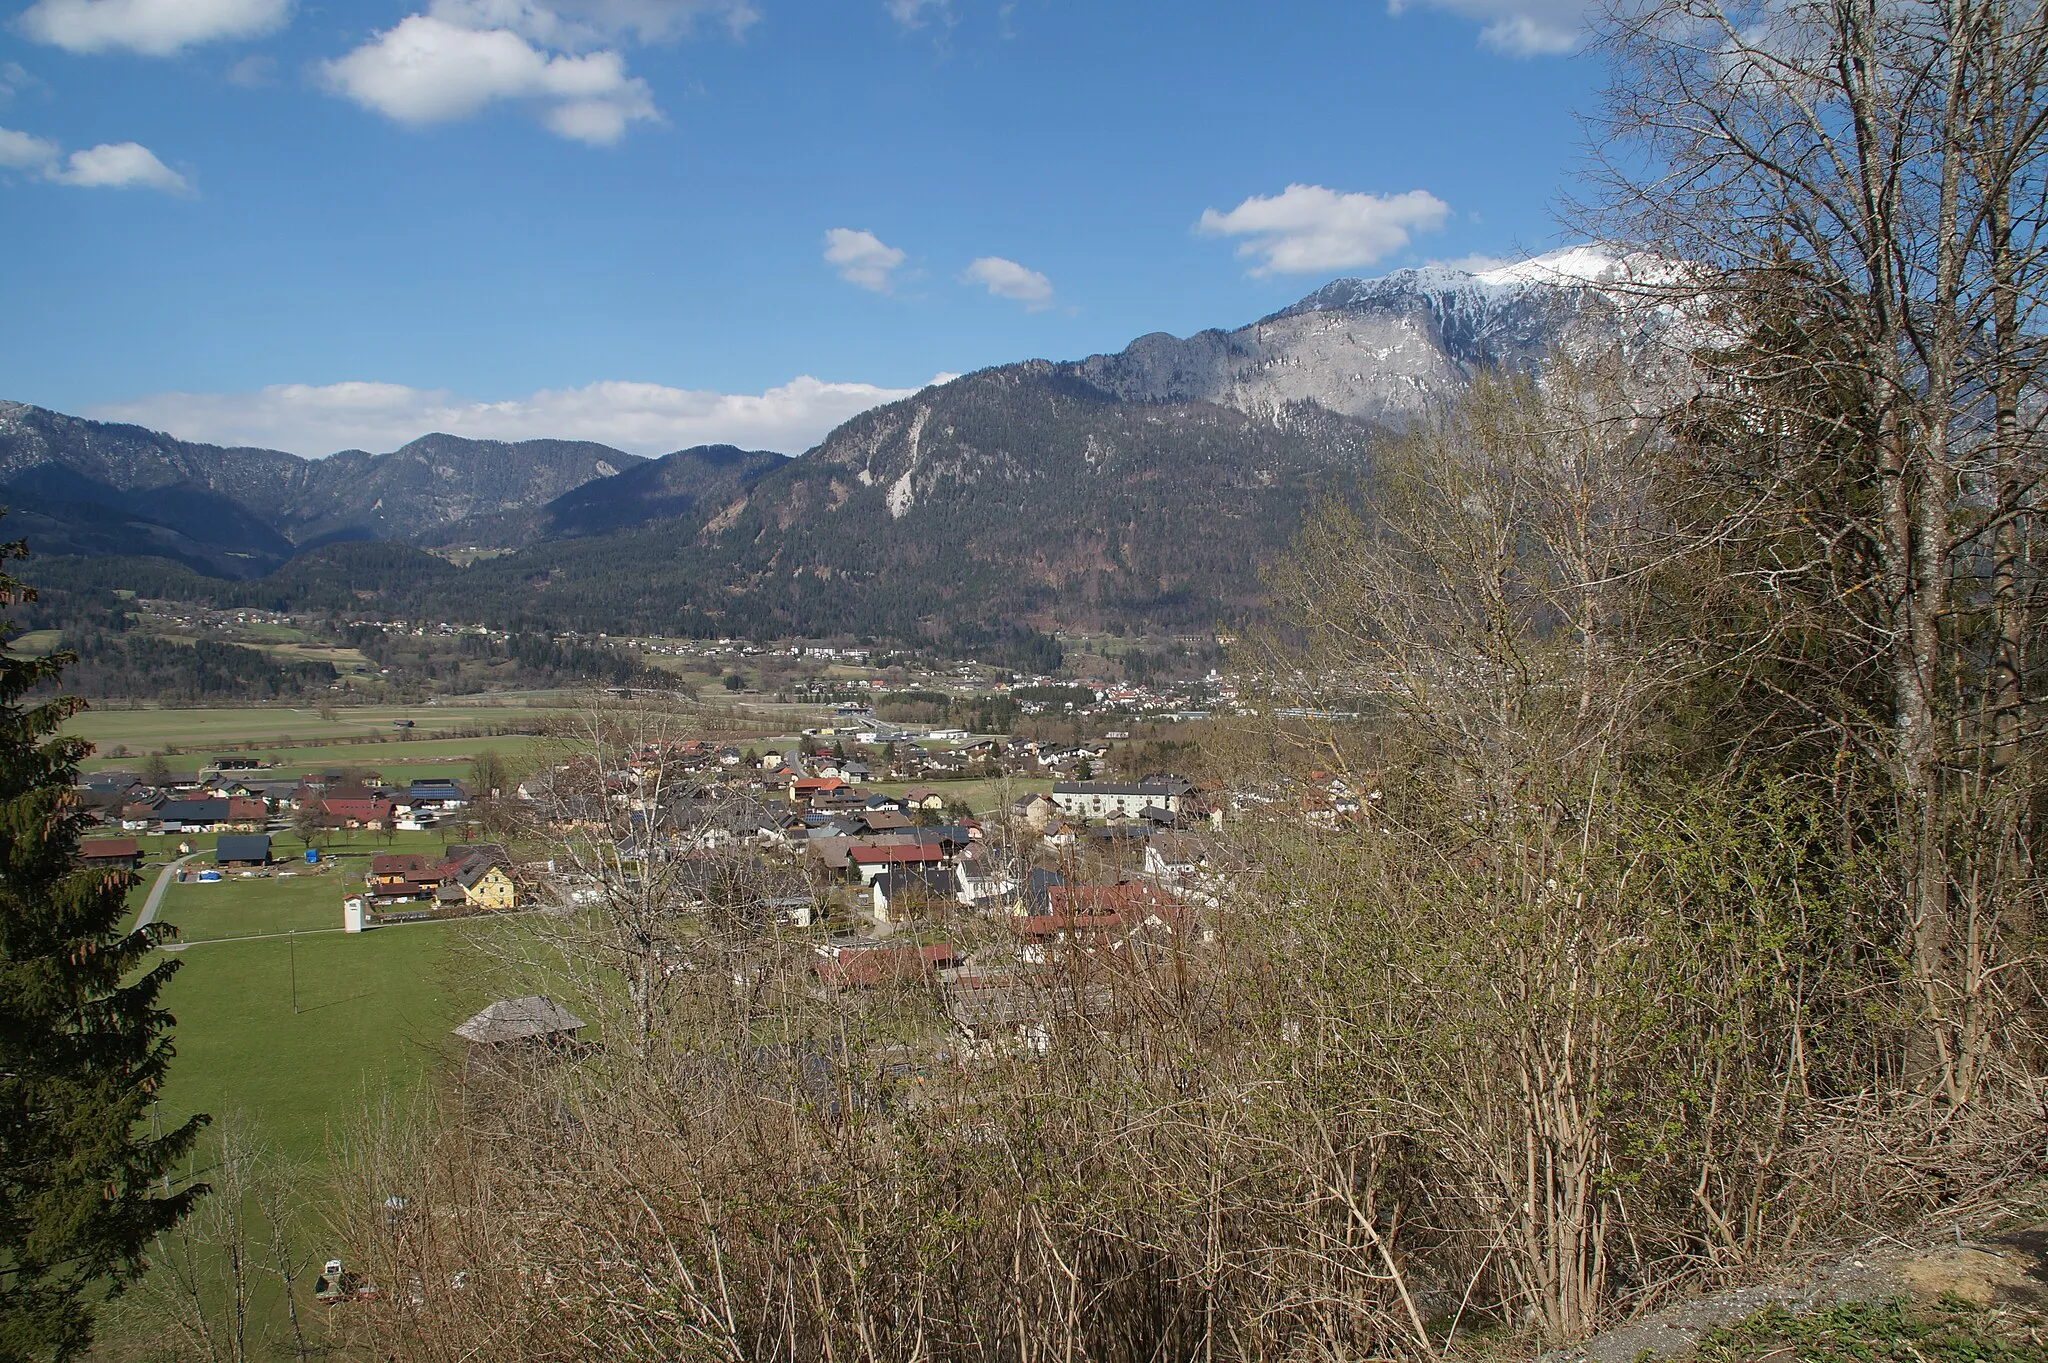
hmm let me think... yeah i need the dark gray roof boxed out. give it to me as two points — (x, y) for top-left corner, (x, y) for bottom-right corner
(453, 856), (507, 889)
(159, 798), (231, 822)
(1023, 867), (1066, 915)
(1051, 781), (1177, 797)
(215, 835), (272, 863)
(872, 865), (956, 900)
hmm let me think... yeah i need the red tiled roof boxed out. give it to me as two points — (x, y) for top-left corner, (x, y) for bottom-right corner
(812, 944), (959, 988)
(78, 838), (141, 859)
(323, 797), (395, 820)
(1018, 882), (1189, 938)
(1046, 882), (1176, 915)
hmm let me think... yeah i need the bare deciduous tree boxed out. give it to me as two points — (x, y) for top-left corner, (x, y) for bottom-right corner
(1585, 0), (2048, 1102)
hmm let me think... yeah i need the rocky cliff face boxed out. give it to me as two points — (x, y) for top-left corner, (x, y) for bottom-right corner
(1071, 246), (1651, 424)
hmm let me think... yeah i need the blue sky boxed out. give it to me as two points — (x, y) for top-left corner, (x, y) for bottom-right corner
(0, 0), (1601, 456)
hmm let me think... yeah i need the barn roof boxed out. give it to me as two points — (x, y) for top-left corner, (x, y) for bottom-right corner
(453, 996), (584, 1044)
(215, 834), (272, 864)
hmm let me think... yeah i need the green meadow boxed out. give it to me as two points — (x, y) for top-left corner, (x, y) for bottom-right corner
(120, 828), (531, 1162)
(153, 921), (479, 1170)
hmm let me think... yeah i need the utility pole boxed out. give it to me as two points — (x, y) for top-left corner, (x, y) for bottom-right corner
(289, 928), (298, 1015)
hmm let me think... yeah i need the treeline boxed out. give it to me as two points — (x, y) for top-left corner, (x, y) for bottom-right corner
(20, 541), (454, 616)
(872, 688), (1023, 733)
(343, 624), (649, 690)
(44, 634), (337, 701)
(942, 623), (1064, 674)
(1116, 638), (1216, 683)
(1010, 683), (1096, 709)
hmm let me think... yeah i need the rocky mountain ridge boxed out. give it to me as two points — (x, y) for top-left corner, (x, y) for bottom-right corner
(0, 403), (647, 572)
(5, 246), (1639, 626)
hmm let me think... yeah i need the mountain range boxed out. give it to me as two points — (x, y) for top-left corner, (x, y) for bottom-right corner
(2, 247), (1645, 636)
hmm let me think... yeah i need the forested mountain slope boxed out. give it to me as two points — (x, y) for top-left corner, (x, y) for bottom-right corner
(0, 403), (643, 570)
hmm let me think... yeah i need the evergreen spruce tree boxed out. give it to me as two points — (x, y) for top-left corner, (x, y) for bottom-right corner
(0, 529), (205, 1362)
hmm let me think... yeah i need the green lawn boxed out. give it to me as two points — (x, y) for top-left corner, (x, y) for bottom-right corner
(9, 628), (62, 655)
(153, 870), (354, 943)
(154, 922), (483, 1169)
(174, 736), (537, 782)
(137, 829), (515, 942)
(139, 830), (519, 1164)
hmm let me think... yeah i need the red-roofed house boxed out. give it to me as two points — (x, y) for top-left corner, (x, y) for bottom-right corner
(323, 796), (396, 829)
(1018, 882), (1191, 950)
(848, 842), (947, 884)
(790, 776), (848, 803)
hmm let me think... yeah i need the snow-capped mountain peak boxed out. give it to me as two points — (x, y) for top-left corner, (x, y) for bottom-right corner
(1071, 244), (1648, 427)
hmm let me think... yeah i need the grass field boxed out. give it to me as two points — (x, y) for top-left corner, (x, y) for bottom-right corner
(154, 871), (355, 942)
(67, 696), (580, 753)
(67, 705), (563, 780)
(142, 834), (518, 1166)
(9, 628), (62, 655)
(154, 922), (483, 1169)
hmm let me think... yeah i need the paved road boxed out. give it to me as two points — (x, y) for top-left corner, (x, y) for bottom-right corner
(160, 906), (549, 950)
(133, 853), (198, 931)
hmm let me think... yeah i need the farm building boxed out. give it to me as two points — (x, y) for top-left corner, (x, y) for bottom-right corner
(215, 835), (273, 867)
(77, 838), (145, 870)
(453, 996), (584, 1048)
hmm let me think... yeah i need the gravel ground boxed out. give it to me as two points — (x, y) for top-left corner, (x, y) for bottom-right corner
(1545, 1226), (2048, 1363)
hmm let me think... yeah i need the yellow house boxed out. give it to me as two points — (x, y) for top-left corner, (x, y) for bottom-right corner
(458, 862), (518, 910)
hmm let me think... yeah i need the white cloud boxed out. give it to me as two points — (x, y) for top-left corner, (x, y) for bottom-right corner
(885, 0), (951, 29)
(0, 125), (58, 169)
(431, 0), (760, 46)
(317, 12), (657, 144)
(0, 125), (189, 191)
(225, 53), (276, 86)
(49, 139), (189, 191)
(0, 62), (48, 104)
(1197, 184), (1450, 275)
(18, 0), (290, 56)
(962, 255), (1053, 310)
(315, 1), (755, 143)
(1384, 0), (1586, 55)
(1430, 252), (1512, 273)
(823, 227), (906, 292)
(89, 374), (948, 458)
